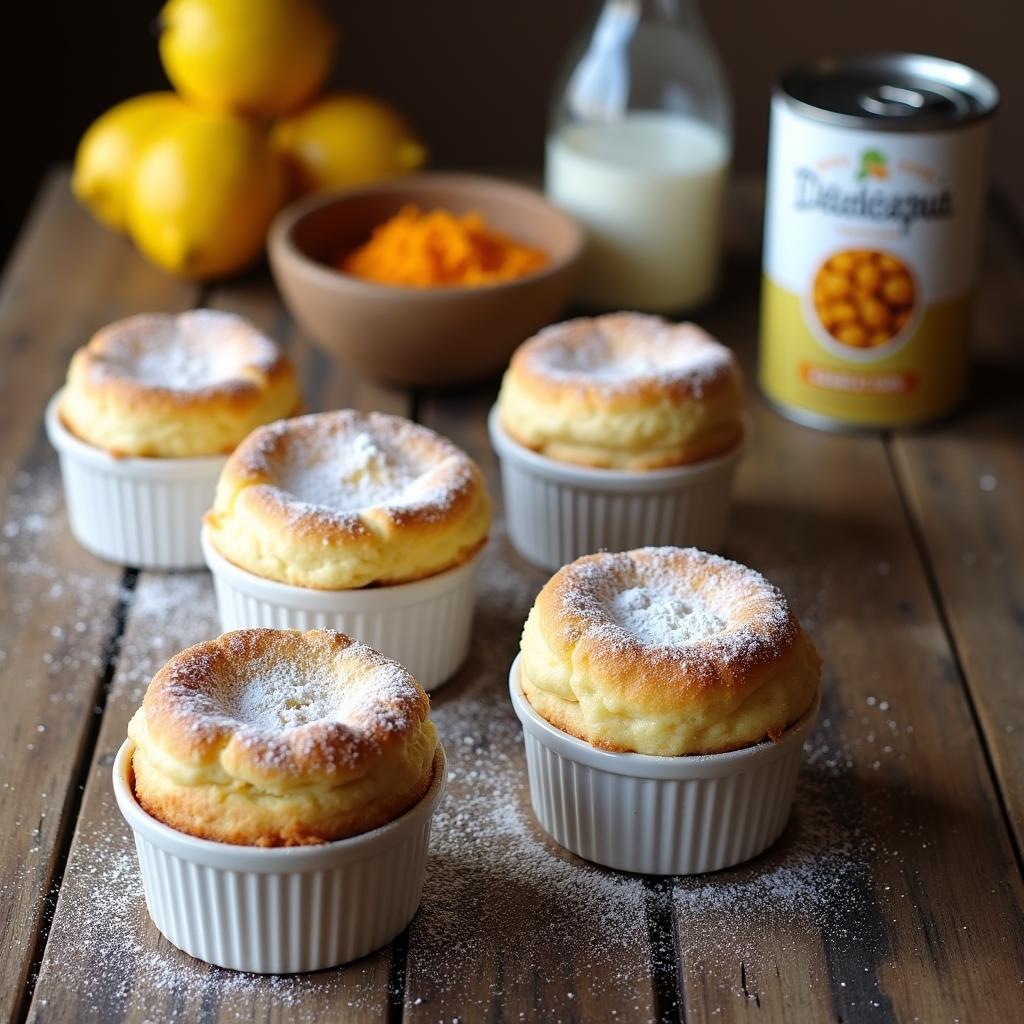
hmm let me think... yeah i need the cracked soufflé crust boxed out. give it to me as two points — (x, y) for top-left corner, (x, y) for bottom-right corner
(204, 409), (492, 589)
(519, 547), (821, 756)
(128, 628), (439, 846)
(60, 310), (301, 458)
(497, 313), (744, 470)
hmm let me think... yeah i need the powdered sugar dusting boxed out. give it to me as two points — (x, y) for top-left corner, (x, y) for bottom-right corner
(177, 638), (413, 730)
(27, 699), (897, 1020)
(609, 585), (726, 645)
(17, 524), (909, 1018)
(149, 630), (423, 776)
(32, 828), (386, 1019)
(90, 310), (279, 393)
(674, 733), (869, 955)
(274, 429), (419, 512)
(111, 573), (219, 708)
(1, 464), (123, 684)
(234, 411), (477, 527)
(563, 547), (796, 674)
(227, 656), (360, 730)
(528, 313), (733, 397)
(130, 344), (234, 390)
(25, 571), (397, 1015)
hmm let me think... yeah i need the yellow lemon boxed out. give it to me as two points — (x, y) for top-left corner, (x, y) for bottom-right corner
(72, 93), (188, 232)
(158, 0), (336, 117)
(271, 94), (427, 195)
(127, 110), (286, 280)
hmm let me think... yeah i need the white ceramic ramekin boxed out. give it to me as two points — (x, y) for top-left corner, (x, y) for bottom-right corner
(45, 391), (225, 570)
(488, 406), (744, 571)
(201, 526), (482, 691)
(509, 656), (819, 875)
(113, 739), (447, 973)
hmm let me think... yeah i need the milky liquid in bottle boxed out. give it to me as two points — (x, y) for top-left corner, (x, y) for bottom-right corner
(547, 111), (728, 312)
(546, 0), (732, 313)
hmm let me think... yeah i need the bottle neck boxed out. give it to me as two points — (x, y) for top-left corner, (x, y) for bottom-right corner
(563, 0), (723, 126)
(602, 0), (705, 29)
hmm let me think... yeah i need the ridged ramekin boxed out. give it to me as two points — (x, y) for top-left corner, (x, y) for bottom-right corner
(488, 407), (744, 571)
(113, 739), (447, 973)
(201, 526), (481, 691)
(509, 656), (819, 875)
(45, 391), (225, 570)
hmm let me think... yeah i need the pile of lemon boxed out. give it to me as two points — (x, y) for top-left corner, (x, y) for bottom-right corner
(72, 0), (425, 280)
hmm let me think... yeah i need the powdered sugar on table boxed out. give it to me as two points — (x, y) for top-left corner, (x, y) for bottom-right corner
(12, 495), (897, 1020)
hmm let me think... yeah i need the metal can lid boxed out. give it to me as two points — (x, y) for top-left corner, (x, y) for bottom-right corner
(778, 53), (999, 131)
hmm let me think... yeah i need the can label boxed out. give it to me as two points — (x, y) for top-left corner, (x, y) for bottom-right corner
(759, 94), (988, 426)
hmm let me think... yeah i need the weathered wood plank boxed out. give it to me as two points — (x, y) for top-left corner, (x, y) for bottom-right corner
(0, 172), (198, 1024)
(670, 193), (1024, 1022)
(27, 276), (410, 1022)
(405, 389), (664, 1021)
(9, 170), (1024, 1024)
(890, 203), (1024, 853)
(677, 391), (1024, 1023)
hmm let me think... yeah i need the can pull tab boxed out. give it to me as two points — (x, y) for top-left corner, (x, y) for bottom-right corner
(857, 83), (966, 119)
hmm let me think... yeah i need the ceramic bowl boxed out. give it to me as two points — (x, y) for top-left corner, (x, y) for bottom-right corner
(267, 173), (583, 388)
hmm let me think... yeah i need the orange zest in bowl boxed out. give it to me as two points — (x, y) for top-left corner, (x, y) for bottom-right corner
(337, 205), (548, 288)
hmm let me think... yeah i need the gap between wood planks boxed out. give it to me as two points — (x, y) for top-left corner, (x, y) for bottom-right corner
(880, 187), (1024, 878)
(385, 381), (682, 1023)
(645, 878), (687, 1024)
(883, 435), (1024, 883)
(15, 568), (138, 1024)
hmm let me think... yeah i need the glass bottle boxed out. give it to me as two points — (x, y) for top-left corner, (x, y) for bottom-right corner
(546, 0), (732, 313)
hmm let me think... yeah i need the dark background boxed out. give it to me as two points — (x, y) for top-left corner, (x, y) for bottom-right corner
(5, 1), (1021, 263)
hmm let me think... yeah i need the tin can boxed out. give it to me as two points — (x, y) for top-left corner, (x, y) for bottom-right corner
(759, 54), (999, 429)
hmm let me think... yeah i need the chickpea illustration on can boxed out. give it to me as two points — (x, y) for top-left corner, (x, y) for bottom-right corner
(759, 54), (999, 429)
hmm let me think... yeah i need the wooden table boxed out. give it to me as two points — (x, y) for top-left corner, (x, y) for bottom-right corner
(2, 170), (1023, 1024)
